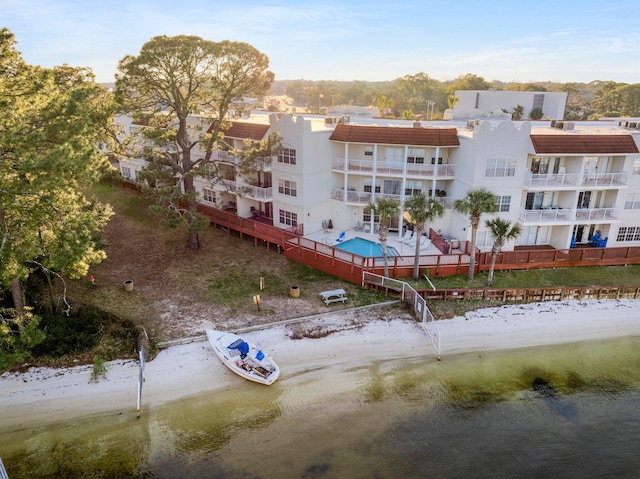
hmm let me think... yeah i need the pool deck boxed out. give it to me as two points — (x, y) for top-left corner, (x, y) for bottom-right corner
(303, 228), (442, 256)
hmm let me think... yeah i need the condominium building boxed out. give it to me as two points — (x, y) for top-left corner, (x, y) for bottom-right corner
(116, 112), (640, 253)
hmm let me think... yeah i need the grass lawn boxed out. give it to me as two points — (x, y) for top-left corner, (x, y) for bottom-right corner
(67, 183), (388, 343)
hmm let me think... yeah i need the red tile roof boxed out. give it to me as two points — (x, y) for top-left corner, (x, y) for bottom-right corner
(330, 124), (460, 146)
(530, 135), (639, 154)
(214, 122), (270, 141)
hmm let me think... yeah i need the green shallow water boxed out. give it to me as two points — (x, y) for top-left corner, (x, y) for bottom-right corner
(2, 336), (640, 478)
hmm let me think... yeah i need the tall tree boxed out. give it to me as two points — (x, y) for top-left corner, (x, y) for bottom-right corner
(453, 188), (498, 281)
(115, 35), (274, 249)
(446, 73), (491, 95)
(395, 72), (439, 117)
(0, 28), (114, 315)
(485, 218), (522, 286)
(369, 198), (399, 277)
(403, 193), (444, 280)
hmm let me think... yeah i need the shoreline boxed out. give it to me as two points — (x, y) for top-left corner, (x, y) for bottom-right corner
(1, 299), (639, 431)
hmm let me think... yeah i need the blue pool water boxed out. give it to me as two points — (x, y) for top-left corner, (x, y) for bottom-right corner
(335, 237), (399, 257)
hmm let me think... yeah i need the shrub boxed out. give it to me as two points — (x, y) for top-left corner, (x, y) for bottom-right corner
(0, 311), (46, 373)
(530, 107), (544, 120)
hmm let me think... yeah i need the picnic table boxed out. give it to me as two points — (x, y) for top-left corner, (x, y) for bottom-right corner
(319, 288), (348, 306)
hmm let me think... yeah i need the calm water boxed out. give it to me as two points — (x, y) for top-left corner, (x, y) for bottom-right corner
(2, 336), (640, 478)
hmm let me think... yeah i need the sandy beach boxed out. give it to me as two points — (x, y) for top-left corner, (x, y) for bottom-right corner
(1, 299), (639, 431)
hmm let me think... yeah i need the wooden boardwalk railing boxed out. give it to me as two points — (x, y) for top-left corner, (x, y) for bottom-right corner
(418, 286), (640, 302)
(118, 180), (640, 283)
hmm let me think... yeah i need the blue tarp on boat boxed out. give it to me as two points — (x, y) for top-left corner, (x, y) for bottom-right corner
(228, 338), (249, 355)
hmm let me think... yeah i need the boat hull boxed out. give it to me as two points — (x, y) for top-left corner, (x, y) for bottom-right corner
(206, 329), (280, 385)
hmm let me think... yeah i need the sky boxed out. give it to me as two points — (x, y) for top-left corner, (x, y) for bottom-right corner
(3, 0), (640, 85)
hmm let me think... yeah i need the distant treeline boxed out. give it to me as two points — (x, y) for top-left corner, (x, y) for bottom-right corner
(269, 74), (640, 121)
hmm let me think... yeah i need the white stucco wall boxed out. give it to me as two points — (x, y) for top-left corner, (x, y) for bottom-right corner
(452, 90), (568, 121)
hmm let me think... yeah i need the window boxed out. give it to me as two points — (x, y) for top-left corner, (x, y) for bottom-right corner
(364, 146), (374, 157)
(530, 157), (549, 174)
(278, 178), (297, 197)
(617, 226), (640, 242)
(476, 231), (494, 248)
(121, 167), (132, 180)
(279, 209), (298, 227)
(486, 159), (516, 177)
(202, 163), (216, 177)
(496, 195), (511, 212)
(202, 188), (216, 204)
(384, 147), (403, 165)
(407, 148), (425, 164)
(364, 179), (380, 193)
(625, 193), (640, 210)
(363, 207), (380, 223)
(633, 159), (640, 175)
(278, 147), (296, 165)
(383, 180), (401, 196)
(404, 180), (422, 196)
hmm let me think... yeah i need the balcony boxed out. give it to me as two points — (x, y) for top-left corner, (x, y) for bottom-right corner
(332, 157), (455, 178)
(331, 187), (372, 204)
(211, 178), (273, 202)
(330, 188), (401, 205)
(580, 172), (628, 187)
(519, 206), (621, 224)
(210, 150), (272, 171)
(524, 171), (629, 189)
(331, 188), (453, 208)
(237, 181), (273, 201)
(519, 207), (571, 223)
(524, 171), (578, 188)
(211, 150), (240, 165)
(574, 207), (621, 222)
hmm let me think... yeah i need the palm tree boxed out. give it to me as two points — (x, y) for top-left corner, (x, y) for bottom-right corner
(512, 104), (524, 120)
(485, 218), (522, 286)
(369, 197), (399, 277)
(375, 94), (395, 118)
(403, 193), (444, 280)
(453, 188), (499, 281)
(447, 95), (459, 109)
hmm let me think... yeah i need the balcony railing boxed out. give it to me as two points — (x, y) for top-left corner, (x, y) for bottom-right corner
(524, 171), (629, 189)
(236, 181), (273, 201)
(331, 188), (372, 204)
(331, 187), (402, 204)
(211, 150), (240, 165)
(210, 178), (273, 201)
(580, 172), (628, 187)
(574, 207), (621, 221)
(209, 150), (272, 171)
(519, 208), (572, 223)
(519, 206), (621, 223)
(524, 172), (578, 188)
(332, 157), (454, 177)
(331, 188), (453, 208)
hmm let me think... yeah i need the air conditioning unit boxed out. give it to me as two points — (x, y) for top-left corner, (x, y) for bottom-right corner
(555, 121), (564, 129)
(466, 120), (475, 129)
(550, 120), (556, 128)
(324, 117), (337, 125)
(563, 121), (574, 130)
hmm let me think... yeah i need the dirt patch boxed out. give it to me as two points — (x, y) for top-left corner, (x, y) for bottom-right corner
(66, 186), (372, 343)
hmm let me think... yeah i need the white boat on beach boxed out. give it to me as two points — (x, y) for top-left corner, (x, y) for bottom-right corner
(206, 329), (280, 385)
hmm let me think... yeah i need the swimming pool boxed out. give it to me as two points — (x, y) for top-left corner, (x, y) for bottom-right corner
(334, 237), (399, 257)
